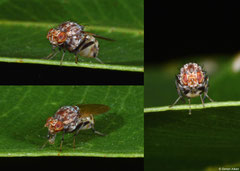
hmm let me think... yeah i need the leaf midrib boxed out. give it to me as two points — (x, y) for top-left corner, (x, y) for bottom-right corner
(0, 151), (144, 158)
(0, 57), (144, 72)
(0, 20), (144, 35)
(144, 101), (240, 113)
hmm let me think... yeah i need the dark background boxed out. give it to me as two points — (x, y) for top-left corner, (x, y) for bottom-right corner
(0, 63), (143, 85)
(0, 157), (143, 170)
(145, 1), (240, 64)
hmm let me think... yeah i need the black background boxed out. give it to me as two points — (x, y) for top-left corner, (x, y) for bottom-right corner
(0, 63), (143, 85)
(145, 1), (240, 64)
(0, 157), (143, 170)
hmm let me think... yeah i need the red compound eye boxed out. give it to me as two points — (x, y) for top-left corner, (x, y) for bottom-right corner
(57, 32), (67, 43)
(47, 28), (53, 39)
(55, 121), (64, 131)
(45, 117), (53, 127)
(182, 73), (188, 85)
(197, 71), (203, 83)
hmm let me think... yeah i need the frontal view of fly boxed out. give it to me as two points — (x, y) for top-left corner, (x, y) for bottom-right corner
(42, 104), (110, 151)
(170, 62), (214, 115)
(45, 21), (114, 65)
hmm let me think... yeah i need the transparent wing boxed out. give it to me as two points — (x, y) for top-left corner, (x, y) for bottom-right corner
(76, 104), (110, 117)
(82, 31), (115, 41)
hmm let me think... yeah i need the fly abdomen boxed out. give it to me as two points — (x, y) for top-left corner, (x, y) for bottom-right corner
(74, 121), (92, 132)
(76, 34), (99, 58)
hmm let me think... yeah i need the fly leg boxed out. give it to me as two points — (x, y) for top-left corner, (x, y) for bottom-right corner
(41, 140), (49, 150)
(72, 124), (84, 148)
(60, 50), (65, 66)
(204, 93), (214, 102)
(203, 86), (214, 102)
(73, 129), (81, 149)
(200, 94), (205, 108)
(170, 79), (185, 108)
(95, 57), (104, 64)
(59, 131), (65, 151)
(170, 96), (182, 108)
(75, 54), (78, 64)
(91, 124), (105, 136)
(73, 134), (76, 149)
(188, 98), (191, 115)
(203, 77), (214, 102)
(44, 49), (59, 60)
(74, 53), (86, 64)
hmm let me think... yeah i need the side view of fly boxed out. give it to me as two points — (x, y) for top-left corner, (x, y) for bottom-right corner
(169, 62), (214, 115)
(45, 21), (114, 65)
(42, 104), (110, 151)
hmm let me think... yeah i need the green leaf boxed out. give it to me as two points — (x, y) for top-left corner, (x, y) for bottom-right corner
(145, 108), (240, 171)
(145, 56), (240, 170)
(144, 101), (240, 113)
(0, 86), (143, 157)
(0, 0), (144, 72)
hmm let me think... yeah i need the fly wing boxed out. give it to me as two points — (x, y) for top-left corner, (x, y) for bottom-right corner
(76, 104), (110, 117)
(82, 31), (115, 41)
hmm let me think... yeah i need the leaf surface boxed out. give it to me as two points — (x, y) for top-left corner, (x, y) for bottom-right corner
(0, 86), (143, 157)
(0, 0), (144, 72)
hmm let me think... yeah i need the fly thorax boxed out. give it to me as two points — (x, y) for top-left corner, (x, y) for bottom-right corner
(186, 88), (202, 98)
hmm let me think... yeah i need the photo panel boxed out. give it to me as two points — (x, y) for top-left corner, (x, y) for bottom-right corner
(0, 85), (143, 169)
(145, 1), (240, 171)
(0, 0), (143, 85)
